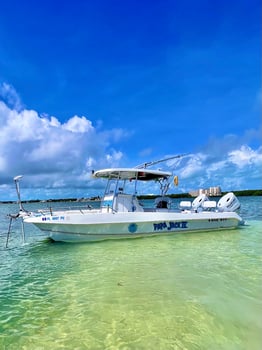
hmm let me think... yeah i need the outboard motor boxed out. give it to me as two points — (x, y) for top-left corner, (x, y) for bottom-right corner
(192, 194), (209, 211)
(217, 192), (241, 212)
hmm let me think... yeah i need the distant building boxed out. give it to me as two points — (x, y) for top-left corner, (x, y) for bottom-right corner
(189, 190), (199, 197)
(208, 186), (221, 196)
(189, 186), (221, 197)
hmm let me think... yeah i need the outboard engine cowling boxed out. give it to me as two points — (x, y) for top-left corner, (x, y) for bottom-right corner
(192, 194), (209, 211)
(217, 192), (240, 212)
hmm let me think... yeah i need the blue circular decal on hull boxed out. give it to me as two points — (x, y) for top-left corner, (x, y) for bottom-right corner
(128, 223), (138, 233)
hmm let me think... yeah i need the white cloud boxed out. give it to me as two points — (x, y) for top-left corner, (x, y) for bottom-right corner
(0, 82), (23, 111)
(179, 153), (207, 178)
(0, 98), (128, 200)
(62, 115), (93, 133)
(207, 160), (227, 173)
(166, 144), (262, 192)
(106, 151), (123, 164)
(228, 145), (262, 168)
(0, 84), (261, 200)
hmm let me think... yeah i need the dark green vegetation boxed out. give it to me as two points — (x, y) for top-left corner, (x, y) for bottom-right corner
(139, 189), (262, 200)
(227, 189), (262, 197)
(1, 189), (261, 204)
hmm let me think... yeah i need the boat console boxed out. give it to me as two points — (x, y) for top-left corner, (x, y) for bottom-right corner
(101, 193), (144, 213)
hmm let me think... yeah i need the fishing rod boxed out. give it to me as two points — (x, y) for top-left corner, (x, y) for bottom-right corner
(135, 153), (187, 169)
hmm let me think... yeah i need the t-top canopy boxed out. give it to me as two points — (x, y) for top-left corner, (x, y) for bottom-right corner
(93, 168), (172, 181)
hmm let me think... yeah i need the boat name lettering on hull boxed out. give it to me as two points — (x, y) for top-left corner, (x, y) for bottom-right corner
(153, 221), (188, 231)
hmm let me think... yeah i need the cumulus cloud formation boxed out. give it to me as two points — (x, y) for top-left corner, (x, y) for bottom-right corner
(62, 116), (93, 133)
(228, 145), (261, 168)
(0, 83), (261, 200)
(169, 144), (262, 192)
(0, 95), (128, 199)
(0, 82), (24, 111)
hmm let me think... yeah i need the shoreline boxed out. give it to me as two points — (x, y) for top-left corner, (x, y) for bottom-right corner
(1, 189), (261, 204)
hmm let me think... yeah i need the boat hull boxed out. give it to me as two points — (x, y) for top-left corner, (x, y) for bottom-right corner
(24, 211), (243, 242)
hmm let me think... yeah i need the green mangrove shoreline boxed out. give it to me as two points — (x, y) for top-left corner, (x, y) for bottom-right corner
(1, 189), (261, 204)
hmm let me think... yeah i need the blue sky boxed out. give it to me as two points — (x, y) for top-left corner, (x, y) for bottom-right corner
(0, 0), (261, 201)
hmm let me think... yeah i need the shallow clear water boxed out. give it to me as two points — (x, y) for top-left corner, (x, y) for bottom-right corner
(0, 197), (261, 349)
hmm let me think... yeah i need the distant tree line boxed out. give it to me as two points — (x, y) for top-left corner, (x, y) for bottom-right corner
(223, 189), (262, 196)
(139, 189), (262, 199)
(1, 189), (261, 204)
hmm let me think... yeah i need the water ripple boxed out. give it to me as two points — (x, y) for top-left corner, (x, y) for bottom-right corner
(0, 200), (262, 349)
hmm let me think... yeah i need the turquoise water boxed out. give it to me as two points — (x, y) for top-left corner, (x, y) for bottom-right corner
(0, 197), (261, 350)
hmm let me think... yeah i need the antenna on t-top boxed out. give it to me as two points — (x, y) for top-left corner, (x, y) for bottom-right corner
(135, 153), (187, 169)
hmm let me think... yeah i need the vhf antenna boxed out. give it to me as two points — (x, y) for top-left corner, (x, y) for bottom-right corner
(135, 153), (187, 169)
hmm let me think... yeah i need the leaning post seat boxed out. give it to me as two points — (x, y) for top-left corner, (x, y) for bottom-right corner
(201, 201), (217, 210)
(179, 201), (192, 210)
